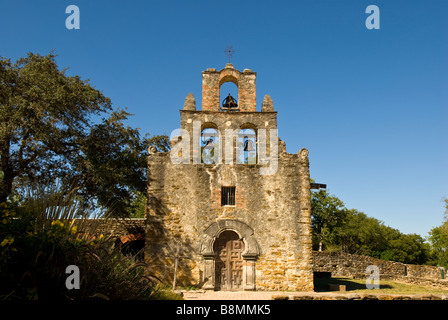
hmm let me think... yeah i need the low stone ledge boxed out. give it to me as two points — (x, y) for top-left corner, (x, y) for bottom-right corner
(271, 294), (290, 300)
(328, 284), (346, 292)
(292, 295), (317, 300)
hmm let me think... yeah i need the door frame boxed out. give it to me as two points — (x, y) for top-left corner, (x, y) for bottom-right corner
(200, 219), (259, 291)
(213, 230), (245, 291)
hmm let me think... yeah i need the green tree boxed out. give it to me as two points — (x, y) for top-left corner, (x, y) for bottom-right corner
(310, 182), (433, 264)
(311, 189), (348, 251)
(147, 134), (171, 152)
(427, 199), (448, 268)
(387, 233), (429, 265)
(128, 190), (147, 218)
(1, 52), (111, 203)
(338, 209), (392, 256)
(76, 108), (149, 216)
(0, 52), (168, 216)
(338, 209), (429, 264)
(1, 52), (110, 203)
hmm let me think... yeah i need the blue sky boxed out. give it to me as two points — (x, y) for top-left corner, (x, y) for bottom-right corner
(1, 0), (447, 237)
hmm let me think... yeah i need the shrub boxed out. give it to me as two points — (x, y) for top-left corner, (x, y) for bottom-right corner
(0, 184), (180, 300)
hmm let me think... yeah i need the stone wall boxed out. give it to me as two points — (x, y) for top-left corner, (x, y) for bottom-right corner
(146, 148), (313, 291)
(145, 64), (314, 292)
(74, 218), (448, 291)
(313, 251), (447, 287)
(74, 218), (146, 239)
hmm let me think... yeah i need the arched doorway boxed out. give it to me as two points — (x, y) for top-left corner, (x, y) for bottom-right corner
(213, 230), (245, 291)
(200, 219), (259, 291)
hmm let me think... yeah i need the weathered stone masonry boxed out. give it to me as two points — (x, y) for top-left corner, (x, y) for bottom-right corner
(145, 64), (313, 291)
(313, 251), (448, 288)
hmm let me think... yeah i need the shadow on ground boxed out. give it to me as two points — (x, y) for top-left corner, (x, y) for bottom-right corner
(314, 277), (392, 292)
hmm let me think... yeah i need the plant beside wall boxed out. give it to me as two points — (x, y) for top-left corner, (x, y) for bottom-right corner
(0, 184), (181, 300)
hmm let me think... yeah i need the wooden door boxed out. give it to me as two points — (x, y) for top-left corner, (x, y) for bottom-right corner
(214, 231), (244, 291)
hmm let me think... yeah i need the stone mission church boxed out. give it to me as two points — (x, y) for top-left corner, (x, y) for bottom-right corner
(145, 63), (313, 291)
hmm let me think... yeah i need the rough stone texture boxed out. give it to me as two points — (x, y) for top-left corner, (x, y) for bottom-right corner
(146, 151), (313, 291)
(182, 290), (448, 300)
(276, 293), (448, 300)
(183, 93), (196, 111)
(261, 95), (274, 112)
(74, 218), (146, 238)
(314, 251), (405, 277)
(146, 65), (313, 291)
(313, 251), (448, 288)
(202, 64), (256, 112)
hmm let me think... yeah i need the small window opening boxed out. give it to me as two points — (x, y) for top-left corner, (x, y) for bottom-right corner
(221, 187), (236, 206)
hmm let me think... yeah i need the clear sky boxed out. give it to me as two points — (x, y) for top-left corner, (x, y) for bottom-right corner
(1, 0), (447, 237)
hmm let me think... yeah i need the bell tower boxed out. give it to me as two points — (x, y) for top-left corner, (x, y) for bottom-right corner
(180, 64), (278, 165)
(146, 63), (314, 292)
(201, 63), (256, 112)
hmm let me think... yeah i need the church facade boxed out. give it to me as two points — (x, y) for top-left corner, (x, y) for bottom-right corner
(145, 63), (314, 291)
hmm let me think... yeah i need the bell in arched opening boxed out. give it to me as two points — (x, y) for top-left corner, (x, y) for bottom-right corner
(221, 93), (238, 111)
(243, 138), (256, 152)
(203, 138), (214, 150)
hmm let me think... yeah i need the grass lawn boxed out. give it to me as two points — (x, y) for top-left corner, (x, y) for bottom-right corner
(314, 277), (448, 295)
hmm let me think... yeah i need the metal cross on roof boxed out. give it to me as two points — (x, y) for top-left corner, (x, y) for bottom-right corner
(224, 45), (235, 63)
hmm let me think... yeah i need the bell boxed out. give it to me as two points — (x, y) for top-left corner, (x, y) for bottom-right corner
(203, 138), (214, 149)
(222, 93), (238, 110)
(243, 139), (256, 152)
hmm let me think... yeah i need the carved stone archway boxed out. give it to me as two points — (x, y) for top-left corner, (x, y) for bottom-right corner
(200, 219), (259, 291)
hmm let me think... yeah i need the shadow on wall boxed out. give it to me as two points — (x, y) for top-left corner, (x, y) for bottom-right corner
(145, 194), (197, 288)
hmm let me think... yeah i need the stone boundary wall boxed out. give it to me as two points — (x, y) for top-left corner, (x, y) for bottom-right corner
(313, 251), (443, 280)
(74, 218), (146, 238)
(313, 251), (448, 288)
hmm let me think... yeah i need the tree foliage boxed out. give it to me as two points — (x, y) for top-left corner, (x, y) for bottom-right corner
(147, 135), (171, 153)
(311, 189), (348, 251)
(0, 52), (168, 216)
(427, 199), (448, 268)
(338, 209), (394, 256)
(311, 186), (434, 265)
(1, 52), (111, 203)
(77, 108), (148, 216)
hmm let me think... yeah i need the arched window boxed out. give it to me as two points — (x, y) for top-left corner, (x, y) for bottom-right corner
(238, 128), (257, 164)
(200, 127), (220, 164)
